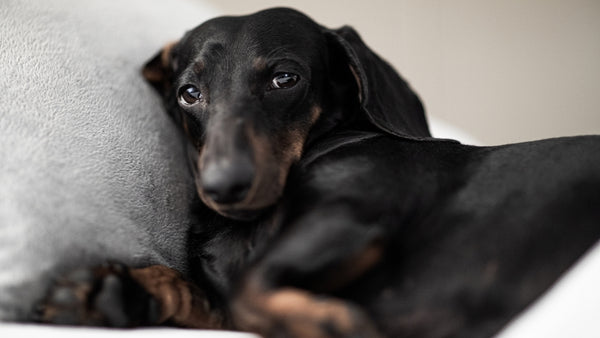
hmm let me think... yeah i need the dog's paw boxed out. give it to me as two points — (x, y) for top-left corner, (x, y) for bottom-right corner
(34, 263), (160, 327)
(233, 287), (383, 338)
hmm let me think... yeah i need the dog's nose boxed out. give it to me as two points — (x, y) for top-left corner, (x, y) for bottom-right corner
(201, 160), (254, 205)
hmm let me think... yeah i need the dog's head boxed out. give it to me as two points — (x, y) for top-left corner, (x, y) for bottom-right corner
(143, 8), (430, 220)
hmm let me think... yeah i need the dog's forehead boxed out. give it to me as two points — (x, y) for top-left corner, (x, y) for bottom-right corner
(183, 8), (324, 59)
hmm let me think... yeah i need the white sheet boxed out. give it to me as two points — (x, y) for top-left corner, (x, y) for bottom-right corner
(0, 323), (258, 338)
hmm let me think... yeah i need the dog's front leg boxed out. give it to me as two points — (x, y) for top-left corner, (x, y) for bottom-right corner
(36, 263), (223, 329)
(231, 204), (385, 338)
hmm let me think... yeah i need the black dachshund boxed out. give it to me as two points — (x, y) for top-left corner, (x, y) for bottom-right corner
(38, 8), (600, 338)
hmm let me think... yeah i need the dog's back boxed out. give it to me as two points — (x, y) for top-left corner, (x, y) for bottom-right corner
(290, 133), (600, 337)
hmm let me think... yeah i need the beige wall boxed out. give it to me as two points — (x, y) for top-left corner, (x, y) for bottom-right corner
(203, 0), (600, 145)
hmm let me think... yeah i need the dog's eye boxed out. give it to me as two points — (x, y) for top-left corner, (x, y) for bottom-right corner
(270, 73), (299, 90)
(178, 85), (203, 106)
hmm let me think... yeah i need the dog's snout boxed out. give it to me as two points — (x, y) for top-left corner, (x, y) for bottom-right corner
(201, 159), (254, 205)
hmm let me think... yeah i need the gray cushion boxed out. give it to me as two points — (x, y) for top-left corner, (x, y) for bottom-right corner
(0, 0), (218, 320)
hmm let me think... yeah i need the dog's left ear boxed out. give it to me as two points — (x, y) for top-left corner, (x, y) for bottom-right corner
(142, 42), (179, 95)
(324, 26), (431, 139)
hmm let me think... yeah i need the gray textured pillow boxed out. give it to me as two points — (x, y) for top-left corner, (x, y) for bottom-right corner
(0, 0), (218, 321)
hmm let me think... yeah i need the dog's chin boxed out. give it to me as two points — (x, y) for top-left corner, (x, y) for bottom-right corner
(213, 207), (266, 221)
(197, 188), (280, 221)
(196, 194), (266, 221)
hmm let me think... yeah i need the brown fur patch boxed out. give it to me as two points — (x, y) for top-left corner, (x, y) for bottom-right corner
(160, 41), (178, 70)
(343, 242), (383, 281)
(276, 105), (324, 174)
(264, 289), (354, 335)
(242, 124), (284, 208)
(129, 265), (223, 329)
(345, 241), (383, 280)
(310, 104), (323, 125)
(142, 66), (164, 84)
(278, 128), (305, 170)
(142, 41), (178, 88)
(193, 60), (205, 74)
(252, 57), (267, 71)
(233, 282), (383, 338)
(318, 241), (384, 292)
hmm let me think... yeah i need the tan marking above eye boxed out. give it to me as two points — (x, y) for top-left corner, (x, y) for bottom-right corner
(193, 60), (205, 74)
(252, 57), (267, 71)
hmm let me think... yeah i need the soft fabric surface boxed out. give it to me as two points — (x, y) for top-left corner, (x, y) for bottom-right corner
(0, 323), (259, 338)
(0, 0), (218, 321)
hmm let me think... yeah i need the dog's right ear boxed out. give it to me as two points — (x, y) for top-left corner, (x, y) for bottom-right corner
(142, 41), (179, 95)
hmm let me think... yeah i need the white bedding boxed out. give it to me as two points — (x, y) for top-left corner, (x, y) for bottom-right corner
(0, 323), (258, 338)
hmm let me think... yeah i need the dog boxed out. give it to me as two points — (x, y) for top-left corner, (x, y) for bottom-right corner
(37, 7), (600, 338)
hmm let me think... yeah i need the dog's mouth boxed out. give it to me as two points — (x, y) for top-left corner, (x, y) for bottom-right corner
(197, 186), (278, 221)
(195, 171), (284, 222)
(209, 205), (268, 221)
